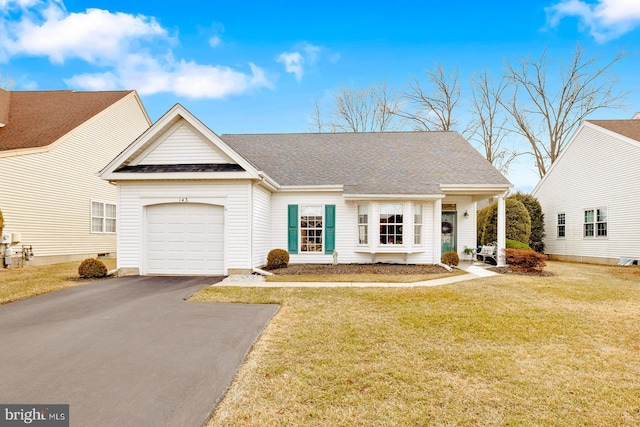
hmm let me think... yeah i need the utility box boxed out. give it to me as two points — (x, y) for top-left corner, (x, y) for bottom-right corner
(11, 232), (21, 244)
(0, 233), (10, 245)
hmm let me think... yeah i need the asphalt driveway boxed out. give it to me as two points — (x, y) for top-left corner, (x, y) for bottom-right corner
(0, 276), (279, 426)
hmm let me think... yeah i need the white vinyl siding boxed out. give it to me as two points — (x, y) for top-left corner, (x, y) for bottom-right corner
(117, 180), (251, 274)
(534, 123), (640, 261)
(137, 122), (233, 165)
(252, 184), (272, 267)
(0, 93), (149, 259)
(271, 193), (437, 264)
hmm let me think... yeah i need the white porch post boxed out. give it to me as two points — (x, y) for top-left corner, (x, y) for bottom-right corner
(433, 198), (442, 264)
(497, 191), (507, 267)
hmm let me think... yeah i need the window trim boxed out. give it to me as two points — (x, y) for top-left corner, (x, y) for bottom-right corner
(299, 204), (324, 253)
(379, 203), (404, 245)
(583, 207), (608, 239)
(357, 204), (369, 246)
(91, 200), (116, 234)
(557, 212), (566, 239)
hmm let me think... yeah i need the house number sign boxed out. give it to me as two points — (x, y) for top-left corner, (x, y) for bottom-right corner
(179, 197), (189, 202)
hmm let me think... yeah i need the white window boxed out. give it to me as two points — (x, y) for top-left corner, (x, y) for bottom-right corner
(358, 204), (368, 245)
(584, 208), (607, 238)
(300, 205), (323, 252)
(380, 204), (403, 245)
(557, 213), (565, 238)
(414, 205), (423, 245)
(91, 201), (116, 233)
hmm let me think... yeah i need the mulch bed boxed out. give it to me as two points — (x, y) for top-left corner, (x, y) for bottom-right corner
(267, 263), (450, 275)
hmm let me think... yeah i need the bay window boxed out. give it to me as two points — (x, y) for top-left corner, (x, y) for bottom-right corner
(379, 204), (403, 245)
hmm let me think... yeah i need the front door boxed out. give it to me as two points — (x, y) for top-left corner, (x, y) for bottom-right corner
(441, 211), (457, 254)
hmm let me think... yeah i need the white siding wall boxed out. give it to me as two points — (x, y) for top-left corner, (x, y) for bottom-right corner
(117, 180), (251, 274)
(535, 125), (640, 261)
(0, 94), (149, 261)
(137, 122), (232, 165)
(271, 193), (438, 264)
(252, 184), (271, 267)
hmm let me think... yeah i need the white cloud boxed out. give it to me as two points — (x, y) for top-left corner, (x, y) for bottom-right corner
(1, 0), (273, 98)
(277, 51), (304, 81)
(208, 35), (221, 47)
(65, 53), (272, 99)
(546, 0), (640, 42)
(276, 42), (332, 82)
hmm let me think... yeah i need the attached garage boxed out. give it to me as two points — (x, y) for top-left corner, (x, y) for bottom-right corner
(145, 203), (224, 275)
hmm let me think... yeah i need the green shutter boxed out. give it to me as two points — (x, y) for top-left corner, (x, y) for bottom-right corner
(288, 204), (298, 254)
(325, 204), (336, 254)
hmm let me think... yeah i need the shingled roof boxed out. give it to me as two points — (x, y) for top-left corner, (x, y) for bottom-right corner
(0, 90), (133, 152)
(221, 132), (510, 195)
(588, 119), (640, 143)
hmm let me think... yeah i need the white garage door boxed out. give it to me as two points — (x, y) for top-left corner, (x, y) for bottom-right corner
(145, 203), (224, 275)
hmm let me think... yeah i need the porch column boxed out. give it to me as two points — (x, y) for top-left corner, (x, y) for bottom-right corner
(433, 198), (442, 264)
(497, 191), (507, 267)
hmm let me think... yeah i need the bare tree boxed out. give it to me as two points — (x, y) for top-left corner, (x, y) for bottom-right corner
(469, 68), (518, 174)
(0, 72), (15, 90)
(309, 80), (402, 132)
(502, 45), (626, 178)
(400, 65), (461, 131)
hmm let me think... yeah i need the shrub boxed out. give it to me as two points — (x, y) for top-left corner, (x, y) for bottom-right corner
(509, 192), (545, 253)
(504, 249), (547, 273)
(476, 204), (491, 246)
(0, 209), (4, 236)
(441, 251), (460, 267)
(507, 239), (532, 250)
(480, 198), (532, 246)
(78, 258), (108, 278)
(266, 248), (290, 269)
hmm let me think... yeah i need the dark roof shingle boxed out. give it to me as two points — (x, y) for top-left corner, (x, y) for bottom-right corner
(0, 90), (132, 152)
(221, 132), (510, 195)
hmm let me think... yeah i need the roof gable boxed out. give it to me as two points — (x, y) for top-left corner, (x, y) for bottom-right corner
(100, 103), (261, 181)
(135, 121), (235, 165)
(221, 132), (511, 195)
(0, 90), (135, 152)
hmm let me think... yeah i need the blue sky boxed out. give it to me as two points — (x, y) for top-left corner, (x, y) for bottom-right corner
(1, 0), (640, 191)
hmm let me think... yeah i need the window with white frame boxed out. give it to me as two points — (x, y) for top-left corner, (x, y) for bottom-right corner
(584, 208), (607, 238)
(91, 201), (116, 233)
(557, 213), (566, 238)
(380, 204), (403, 245)
(414, 205), (423, 245)
(300, 205), (323, 252)
(358, 204), (368, 245)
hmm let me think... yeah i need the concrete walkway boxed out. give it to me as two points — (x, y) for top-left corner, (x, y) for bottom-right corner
(217, 262), (499, 288)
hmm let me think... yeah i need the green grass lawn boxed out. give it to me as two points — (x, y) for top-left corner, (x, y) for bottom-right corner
(0, 259), (116, 304)
(192, 261), (640, 426)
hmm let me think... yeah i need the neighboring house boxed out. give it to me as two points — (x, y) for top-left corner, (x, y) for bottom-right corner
(533, 114), (640, 265)
(0, 89), (151, 266)
(99, 104), (512, 276)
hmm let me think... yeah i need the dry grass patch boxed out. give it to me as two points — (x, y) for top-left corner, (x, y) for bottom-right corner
(192, 261), (640, 426)
(0, 259), (116, 304)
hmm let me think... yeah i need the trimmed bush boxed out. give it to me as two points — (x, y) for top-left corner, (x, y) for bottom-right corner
(507, 239), (533, 250)
(78, 258), (108, 278)
(480, 198), (532, 246)
(504, 249), (547, 273)
(266, 248), (290, 269)
(441, 251), (460, 267)
(509, 192), (545, 253)
(476, 205), (491, 246)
